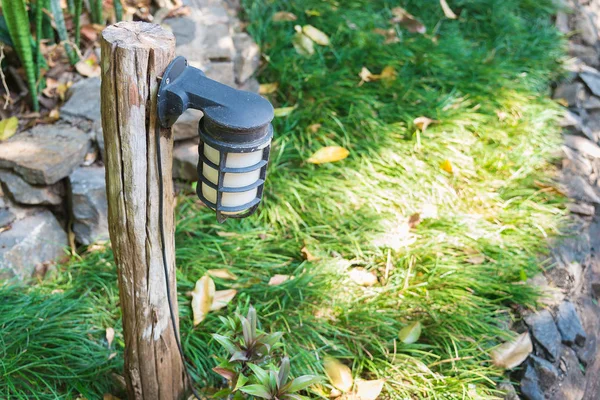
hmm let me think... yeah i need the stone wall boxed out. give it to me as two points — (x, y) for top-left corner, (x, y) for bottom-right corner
(0, 0), (260, 280)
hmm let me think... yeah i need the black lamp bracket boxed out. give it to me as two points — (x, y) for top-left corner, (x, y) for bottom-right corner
(157, 56), (274, 144)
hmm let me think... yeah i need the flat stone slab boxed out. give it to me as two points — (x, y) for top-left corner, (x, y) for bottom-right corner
(0, 169), (62, 206)
(0, 209), (67, 279)
(173, 109), (203, 141)
(525, 310), (562, 362)
(0, 124), (91, 185)
(61, 77), (101, 122)
(555, 301), (586, 347)
(69, 166), (109, 245)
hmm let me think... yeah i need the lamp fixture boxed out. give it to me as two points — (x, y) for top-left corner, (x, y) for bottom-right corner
(157, 56), (274, 223)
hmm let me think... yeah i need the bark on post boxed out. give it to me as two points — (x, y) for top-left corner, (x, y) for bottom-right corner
(100, 22), (185, 400)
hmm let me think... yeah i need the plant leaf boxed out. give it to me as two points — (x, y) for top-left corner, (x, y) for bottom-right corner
(302, 25), (330, 46)
(240, 384), (273, 399)
(278, 357), (290, 389)
(307, 146), (349, 164)
(207, 269), (239, 280)
(213, 367), (237, 381)
(272, 11), (297, 22)
(292, 31), (315, 56)
(75, 60), (101, 77)
(210, 289), (236, 310)
(191, 275), (215, 326)
(105, 327), (115, 347)
(0, 117), (18, 141)
(355, 379), (385, 400)
(248, 363), (270, 385)
(491, 332), (533, 369)
(259, 82), (279, 94)
(398, 321), (422, 344)
(359, 66), (397, 85)
(349, 268), (378, 287)
(274, 106), (297, 117)
(301, 246), (318, 261)
(286, 375), (321, 393)
(440, 0), (458, 19)
(213, 333), (238, 355)
(391, 7), (426, 34)
(440, 159), (453, 174)
(268, 274), (291, 285)
(234, 373), (249, 391)
(413, 116), (438, 132)
(324, 357), (353, 392)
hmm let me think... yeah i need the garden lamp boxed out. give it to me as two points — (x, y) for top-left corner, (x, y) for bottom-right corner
(158, 56), (274, 223)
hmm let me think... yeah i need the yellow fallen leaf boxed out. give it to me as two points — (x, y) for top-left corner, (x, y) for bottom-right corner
(491, 332), (532, 369)
(408, 213), (421, 229)
(379, 66), (397, 80)
(210, 289), (237, 311)
(413, 116), (438, 131)
(391, 7), (426, 34)
(57, 81), (72, 101)
(307, 146), (350, 164)
(191, 276), (215, 326)
(0, 117), (18, 141)
(440, 159), (453, 174)
(349, 268), (378, 287)
(75, 60), (100, 77)
(292, 31), (315, 56)
(269, 274), (291, 285)
(106, 327), (115, 347)
(373, 28), (400, 44)
(324, 357), (353, 392)
(355, 379), (385, 400)
(259, 82), (279, 94)
(359, 66), (397, 85)
(440, 0), (458, 19)
(398, 321), (422, 344)
(274, 106), (296, 117)
(103, 395), (120, 400)
(272, 11), (297, 22)
(302, 25), (330, 46)
(301, 246), (318, 261)
(308, 123), (322, 133)
(207, 269), (239, 280)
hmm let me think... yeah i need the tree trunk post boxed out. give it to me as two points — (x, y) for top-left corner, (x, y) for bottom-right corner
(100, 22), (185, 400)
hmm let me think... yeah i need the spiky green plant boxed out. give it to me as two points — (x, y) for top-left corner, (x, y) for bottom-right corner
(1, 0), (38, 110)
(114, 0), (123, 22)
(49, 0), (78, 65)
(89, 0), (103, 24)
(74, 0), (83, 48)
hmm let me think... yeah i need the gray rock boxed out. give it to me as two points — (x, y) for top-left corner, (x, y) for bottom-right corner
(497, 381), (519, 400)
(564, 134), (600, 158)
(580, 71), (600, 97)
(61, 77), (101, 122)
(203, 23), (235, 61)
(525, 310), (563, 362)
(562, 146), (593, 177)
(0, 170), (62, 206)
(548, 347), (585, 400)
(567, 202), (595, 216)
(0, 124), (91, 185)
(569, 43), (599, 68)
(0, 207), (15, 227)
(560, 110), (582, 128)
(530, 355), (559, 391)
(204, 61), (236, 88)
(238, 77), (260, 93)
(555, 301), (587, 347)
(94, 121), (105, 160)
(573, 297), (599, 366)
(173, 140), (199, 181)
(576, 10), (598, 46)
(0, 209), (67, 280)
(561, 174), (600, 204)
(583, 95), (600, 110)
(553, 81), (585, 107)
(555, 11), (570, 34)
(233, 32), (260, 84)
(527, 273), (565, 306)
(520, 363), (545, 400)
(69, 166), (108, 245)
(173, 109), (203, 142)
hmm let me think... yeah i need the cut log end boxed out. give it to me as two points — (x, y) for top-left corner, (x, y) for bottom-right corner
(102, 21), (175, 51)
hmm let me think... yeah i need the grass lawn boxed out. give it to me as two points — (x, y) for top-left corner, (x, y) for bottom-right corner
(0, 0), (568, 398)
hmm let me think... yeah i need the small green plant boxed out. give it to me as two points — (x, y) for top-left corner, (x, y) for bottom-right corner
(212, 306), (321, 399)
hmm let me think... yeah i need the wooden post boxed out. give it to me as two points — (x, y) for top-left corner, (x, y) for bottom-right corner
(100, 22), (185, 400)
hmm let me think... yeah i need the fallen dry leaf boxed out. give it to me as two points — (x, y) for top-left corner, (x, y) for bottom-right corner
(207, 269), (239, 280)
(355, 379), (385, 400)
(302, 25), (331, 46)
(75, 60), (100, 77)
(440, 0), (458, 19)
(56, 81), (72, 101)
(301, 246), (318, 261)
(467, 254), (485, 265)
(103, 395), (120, 400)
(349, 268), (378, 287)
(398, 321), (422, 344)
(391, 7), (426, 34)
(413, 116), (438, 131)
(106, 327), (115, 347)
(42, 78), (59, 98)
(307, 146), (350, 164)
(274, 106), (297, 117)
(292, 30), (315, 56)
(491, 332), (532, 369)
(0, 117), (18, 141)
(259, 82), (279, 94)
(272, 11), (297, 22)
(373, 28), (400, 44)
(440, 159), (453, 174)
(408, 213), (421, 229)
(359, 66), (397, 85)
(191, 276), (215, 326)
(308, 123), (322, 133)
(324, 357), (353, 392)
(210, 289), (237, 311)
(269, 274), (291, 285)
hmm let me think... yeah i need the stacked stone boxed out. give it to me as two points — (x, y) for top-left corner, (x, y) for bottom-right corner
(0, 0), (261, 280)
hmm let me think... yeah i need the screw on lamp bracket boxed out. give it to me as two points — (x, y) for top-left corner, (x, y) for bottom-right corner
(157, 56), (275, 223)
